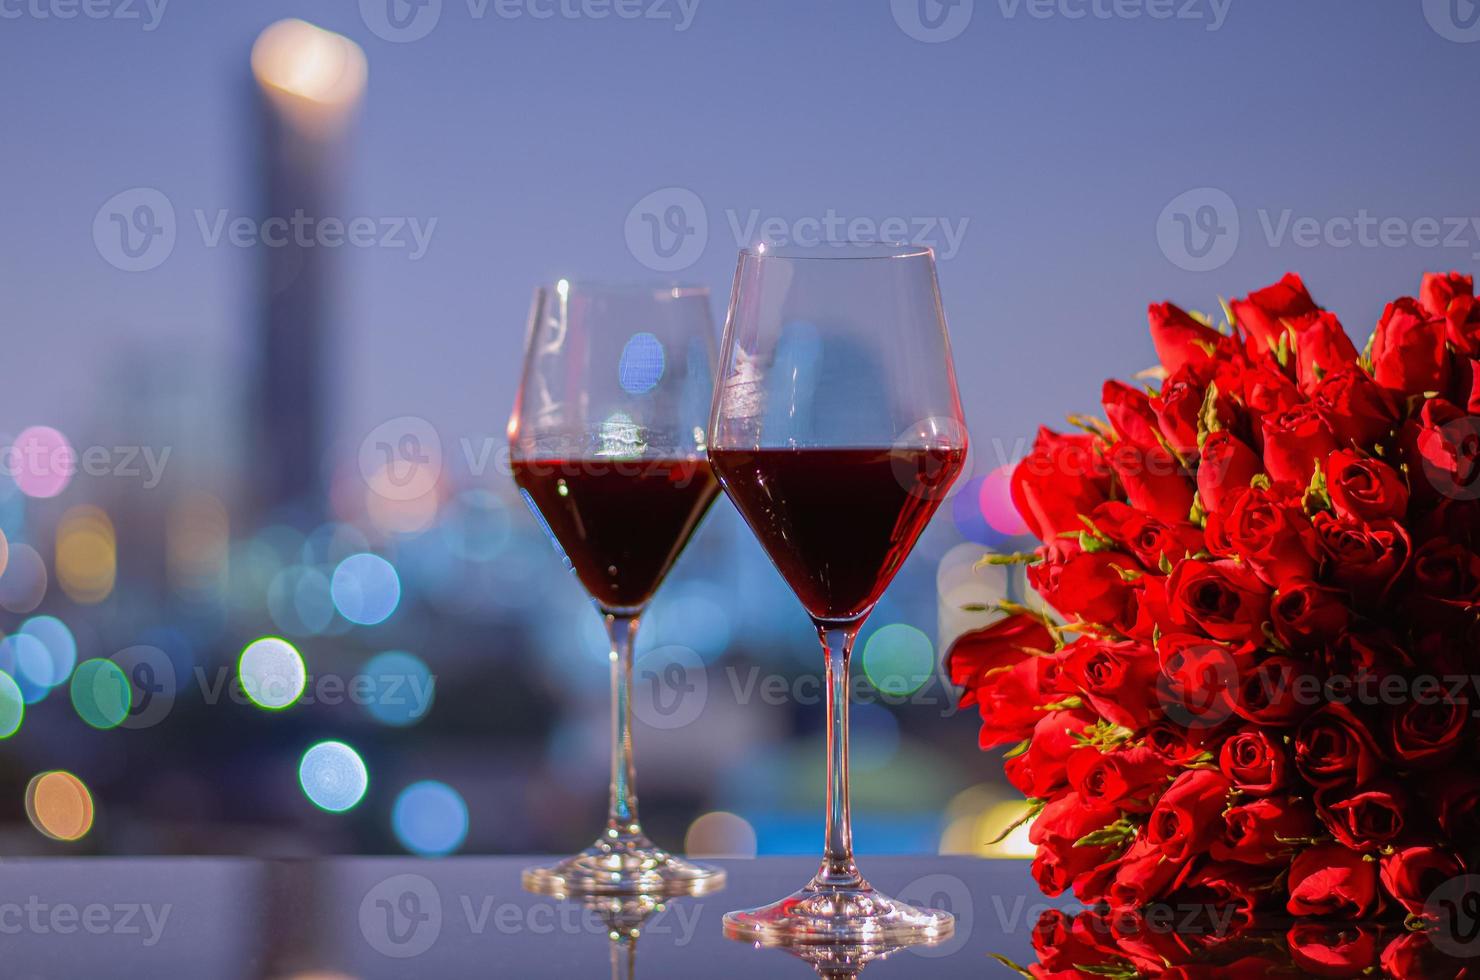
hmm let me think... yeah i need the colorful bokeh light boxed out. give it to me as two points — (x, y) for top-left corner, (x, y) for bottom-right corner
(238, 637), (307, 710)
(0, 672), (24, 738)
(330, 553), (401, 626)
(299, 740), (368, 812)
(7, 427), (75, 499)
(861, 623), (934, 697)
(358, 650), (434, 726)
(392, 780), (468, 856)
(25, 771), (95, 841)
(618, 331), (665, 394)
(980, 464), (1029, 536)
(70, 659), (131, 729)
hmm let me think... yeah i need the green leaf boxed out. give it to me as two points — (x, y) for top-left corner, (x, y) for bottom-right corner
(986, 798), (1046, 845)
(987, 953), (1037, 979)
(1002, 739), (1031, 760)
(1074, 818), (1137, 849)
(1196, 382), (1222, 449)
(1076, 963), (1141, 979)
(979, 552), (1043, 567)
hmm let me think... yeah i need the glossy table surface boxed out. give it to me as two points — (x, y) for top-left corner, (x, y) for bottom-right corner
(0, 855), (1057, 978)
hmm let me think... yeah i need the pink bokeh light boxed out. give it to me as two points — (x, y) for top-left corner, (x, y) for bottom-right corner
(980, 464), (1029, 536)
(6, 427), (76, 499)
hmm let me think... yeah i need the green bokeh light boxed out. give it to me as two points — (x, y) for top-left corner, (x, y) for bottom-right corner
(861, 623), (935, 698)
(69, 659), (131, 730)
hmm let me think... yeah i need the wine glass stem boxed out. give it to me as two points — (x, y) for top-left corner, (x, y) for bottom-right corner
(605, 612), (642, 836)
(815, 626), (862, 889)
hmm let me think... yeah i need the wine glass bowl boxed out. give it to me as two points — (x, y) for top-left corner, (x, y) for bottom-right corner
(510, 280), (726, 896)
(708, 242), (967, 944)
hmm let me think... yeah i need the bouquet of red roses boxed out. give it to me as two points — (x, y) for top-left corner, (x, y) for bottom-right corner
(948, 272), (1480, 923)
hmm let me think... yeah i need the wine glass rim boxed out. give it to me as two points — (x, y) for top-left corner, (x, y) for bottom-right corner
(738, 240), (933, 261)
(535, 279), (709, 299)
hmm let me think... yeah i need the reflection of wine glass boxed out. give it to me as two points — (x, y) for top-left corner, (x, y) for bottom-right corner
(708, 242), (968, 945)
(572, 891), (708, 980)
(511, 280), (725, 895)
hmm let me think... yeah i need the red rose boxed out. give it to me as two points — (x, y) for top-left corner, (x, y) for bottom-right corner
(1030, 791), (1122, 899)
(1108, 836), (1193, 910)
(1287, 922), (1382, 973)
(1262, 403), (1338, 488)
(1089, 501), (1202, 572)
(1421, 271), (1480, 355)
(1028, 543), (1136, 628)
(1312, 513), (1411, 602)
(1294, 702), (1383, 788)
(1387, 693), (1468, 768)
(1381, 845), (1465, 918)
(1421, 270), (1474, 319)
(1413, 399), (1480, 504)
(1322, 451), (1410, 525)
(1205, 485), (1316, 586)
(1271, 579), (1350, 649)
(1230, 656), (1311, 727)
(1310, 367), (1399, 450)
(945, 613), (1057, 748)
(1286, 844), (1378, 918)
(1211, 796), (1317, 866)
(1431, 772), (1480, 839)
(1004, 709), (1095, 798)
(1411, 537), (1480, 602)
(1148, 302), (1224, 375)
(1151, 366), (1208, 456)
(1317, 782), (1407, 851)
(1196, 431), (1262, 514)
(1372, 297), (1450, 397)
(1218, 725), (1289, 795)
(1066, 743), (1172, 813)
(1167, 559), (1271, 645)
(1292, 310), (1359, 389)
(1106, 440), (1196, 526)
(1012, 428), (1114, 540)
(1065, 640), (1162, 731)
(1103, 380), (1162, 448)
(1231, 272), (1319, 354)
(1155, 635), (1250, 729)
(1145, 769), (1230, 863)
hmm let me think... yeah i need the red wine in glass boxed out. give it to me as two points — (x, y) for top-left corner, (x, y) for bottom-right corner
(709, 241), (969, 947)
(510, 281), (725, 897)
(512, 458), (719, 612)
(708, 447), (964, 622)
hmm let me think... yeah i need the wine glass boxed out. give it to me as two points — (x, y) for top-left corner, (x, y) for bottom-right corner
(510, 280), (726, 895)
(708, 242), (968, 944)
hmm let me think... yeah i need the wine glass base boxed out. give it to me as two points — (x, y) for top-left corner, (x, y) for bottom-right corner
(522, 832), (726, 897)
(722, 879), (954, 946)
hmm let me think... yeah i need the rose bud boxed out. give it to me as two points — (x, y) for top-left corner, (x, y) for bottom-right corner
(1028, 790), (1122, 852)
(1011, 427), (1113, 540)
(1155, 634), (1251, 730)
(1380, 845), (1465, 918)
(1148, 302), (1225, 375)
(1312, 513), (1411, 603)
(1388, 694), (1468, 769)
(1089, 501), (1202, 572)
(1065, 639), (1162, 732)
(1287, 921), (1382, 973)
(1240, 361), (1304, 418)
(1292, 310), (1359, 389)
(1145, 769), (1231, 863)
(1421, 270), (1474, 320)
(1316, 782), (1407, 851)
(1066, 743), (1173, 814)
(1197, 431), (1263, 515)
(1106, 440), (1196, 526)
(1411, 398), (1480, 506)
(1108, 836), (1194, 910)
(945, 613), (1057, 748)
(1167, 559), (1271, 645)
(1294, 702), (1383, 789)
(1310, 367), (1399, 450)
(1325, 450), (1409, 523)
(1212, 796), (1318, 865)
(1231, 656), (1312, 727)
(1231, 272), (1319, 355)
(1219, 725), (1290, 795)
(1271, 579), (1350, 649)
(1204, 485), (1317, 586)
(1151, 366), (1209, 456)
(1372, 297), (1450, 398)
(1005, 709), (1096, 798)
(1261, 403), (1338, 489)
(1032, 909), (1111, 975)
(1027, 544), (1136, 627)
(1103, 379), (1163, 448)
(1286, 844), (1379, 918)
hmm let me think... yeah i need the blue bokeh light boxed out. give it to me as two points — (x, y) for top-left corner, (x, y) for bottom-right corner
(331, 553), (402, 626)
(298, 741), (369, 813)
(618, 331), (665, 394)
(359, 650), (435, 727)
(392, 780), (469, 856)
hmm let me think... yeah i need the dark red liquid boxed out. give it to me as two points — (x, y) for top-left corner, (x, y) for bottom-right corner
(513, 458), (719, 612)
(709, 446), (966, 623)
